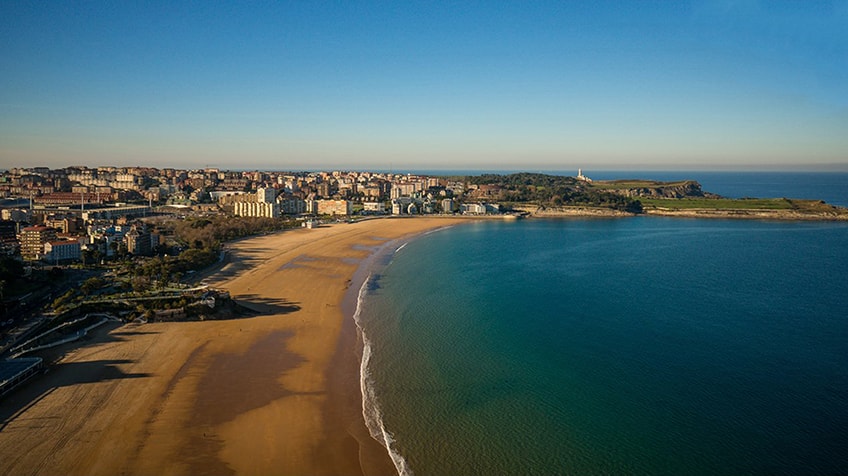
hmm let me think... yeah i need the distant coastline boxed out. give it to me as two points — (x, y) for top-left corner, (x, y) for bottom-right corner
(510, 205), (848, 221)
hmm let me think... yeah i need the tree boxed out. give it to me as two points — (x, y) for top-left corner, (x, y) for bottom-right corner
(80, 277), (104, 295)
(131, 276), (150, 293)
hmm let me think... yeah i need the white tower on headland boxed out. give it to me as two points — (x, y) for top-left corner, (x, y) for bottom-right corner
(576, 169), (593, 183)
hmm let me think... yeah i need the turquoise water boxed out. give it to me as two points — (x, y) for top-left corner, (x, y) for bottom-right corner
(359, 218), (848, 475)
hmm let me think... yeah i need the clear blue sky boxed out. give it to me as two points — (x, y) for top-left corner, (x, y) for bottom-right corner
(1, 1), (846, 171)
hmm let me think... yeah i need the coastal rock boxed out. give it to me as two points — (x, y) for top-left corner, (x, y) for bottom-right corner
(606, 180), (715, 199)
(527, 206), (636, 217)
(644, 207), (848, 221)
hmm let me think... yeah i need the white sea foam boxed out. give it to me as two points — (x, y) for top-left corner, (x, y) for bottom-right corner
(395, 242), (407, 253)
(422, 225), (453, 236)
(354, 274), (414, 476)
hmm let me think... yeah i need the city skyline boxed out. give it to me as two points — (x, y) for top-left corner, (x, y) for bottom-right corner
(2, 1), (847, 171)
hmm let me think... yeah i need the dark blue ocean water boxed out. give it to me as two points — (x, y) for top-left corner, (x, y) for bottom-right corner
(358, 174), (848, 475)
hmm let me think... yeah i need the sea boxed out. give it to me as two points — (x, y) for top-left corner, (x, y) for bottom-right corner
(353, 172), (848, 475)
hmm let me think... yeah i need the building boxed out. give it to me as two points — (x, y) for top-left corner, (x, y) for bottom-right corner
(257, 186), (276, 203)
(44, 240), (81, 263)
(278, 196), (306, 215)
(211, 190), (248, 203)
(316, 199), (351, 216)
(460, 203), (487, 215)
(44, 216), (80, 234)
(20, 225), (57, 259)
(1, 208), (31, 222)
(0, 220), (18, 244)
(233, 201), (280, 218)
(390, 182), (421, 199)
(362, 202), (386, 213)
(421, 199), (434, 214)
(124, 225), (153, 256)
(0, 220), (18, 255)
(34, 192), (105, 206)
(441, 198), (455, 213)
(81, 205), (151, 221)
(391, 197), (414, 215)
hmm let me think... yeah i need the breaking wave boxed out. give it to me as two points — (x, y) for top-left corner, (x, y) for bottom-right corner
(354, 274), (413, 476)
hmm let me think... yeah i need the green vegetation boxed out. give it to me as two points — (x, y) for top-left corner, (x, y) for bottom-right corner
(457, 174), (842, 217)
(45, 214), (304, 317)
(641, 197), (794, 210)
(590, 180), (691, 190)
(170, 215), (298, 250)
(641, 197), (795, 210)
(462, 173), (643, 212)
(639, 197), (848, 217)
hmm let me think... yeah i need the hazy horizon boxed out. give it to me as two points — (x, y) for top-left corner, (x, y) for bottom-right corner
(6, 165), (848, 175)
(2, 2), (846, 171)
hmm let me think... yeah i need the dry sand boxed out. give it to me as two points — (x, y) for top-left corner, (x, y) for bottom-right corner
(0, 217), (459, 476)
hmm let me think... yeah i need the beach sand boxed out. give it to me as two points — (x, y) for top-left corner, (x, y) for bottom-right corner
(0, 217), (457, 476)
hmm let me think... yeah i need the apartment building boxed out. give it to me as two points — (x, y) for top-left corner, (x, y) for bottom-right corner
(20, 225), (58, 259)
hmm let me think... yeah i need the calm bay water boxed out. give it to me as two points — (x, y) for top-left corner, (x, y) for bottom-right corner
(358, 174), (848, 475)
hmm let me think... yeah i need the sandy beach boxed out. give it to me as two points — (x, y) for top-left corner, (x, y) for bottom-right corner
(0, 217), (457, 476)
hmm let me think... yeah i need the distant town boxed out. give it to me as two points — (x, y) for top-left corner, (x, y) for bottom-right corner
(3, 165), (847, 268)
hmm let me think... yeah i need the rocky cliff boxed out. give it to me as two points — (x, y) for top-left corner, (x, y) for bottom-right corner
(600, 180), (719, 199)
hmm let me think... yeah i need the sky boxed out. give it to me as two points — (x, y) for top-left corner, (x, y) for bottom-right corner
(1, 1), (847, 172)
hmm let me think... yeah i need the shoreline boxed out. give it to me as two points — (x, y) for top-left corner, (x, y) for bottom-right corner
(335, 232), (413, 476)
(341, 223), (458, 475)
(642, 208), (848, 220)
(512, 205), (848, 221)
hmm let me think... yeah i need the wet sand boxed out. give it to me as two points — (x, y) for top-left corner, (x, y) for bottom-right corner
(0, 217), (458, 476)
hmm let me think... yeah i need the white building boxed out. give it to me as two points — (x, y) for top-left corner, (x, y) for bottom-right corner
(233, 201), (280, 218)
(363, 201), (386, 213)
(576, 168), (593, 183)
(460, 203), (487, 215)
(257, 187), (276, 203)
(441, 198), (455, 213)
(44, 240), (81, 263)
(391, 197), (413, 215)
